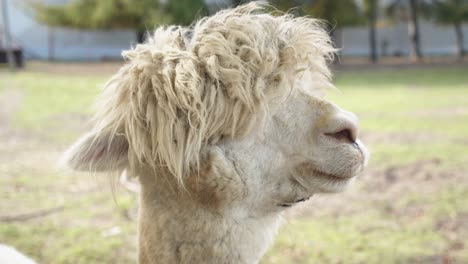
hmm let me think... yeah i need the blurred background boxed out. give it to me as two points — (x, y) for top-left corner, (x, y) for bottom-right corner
(1, 0), (467, 263)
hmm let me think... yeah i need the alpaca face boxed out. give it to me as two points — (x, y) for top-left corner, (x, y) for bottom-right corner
(217, 85), (368, 213)
(268, 91), (367, 195)
(64, 3), (368, 217)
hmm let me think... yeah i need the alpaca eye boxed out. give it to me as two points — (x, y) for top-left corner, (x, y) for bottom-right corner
(278, 42), (285, 49)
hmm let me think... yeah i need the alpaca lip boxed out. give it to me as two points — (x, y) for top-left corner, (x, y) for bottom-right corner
(312, 169), (354, 181)
(278, 197), (311, 207)
(296, 162), (355, 182)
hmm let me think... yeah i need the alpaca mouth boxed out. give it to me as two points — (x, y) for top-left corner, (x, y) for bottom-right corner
(311, 169), (354, 181)
(293, 163), (356, 190)
(278, 197), (311, 208)
(279, 168), (355, 208)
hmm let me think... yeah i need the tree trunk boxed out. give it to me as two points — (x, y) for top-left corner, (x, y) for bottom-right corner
(408, 0), (422, 62)
(454, 22), (465, 60)
(368, 0), (378, 63)
(137, 30), (147, 43)
(1, 0), (15, 69)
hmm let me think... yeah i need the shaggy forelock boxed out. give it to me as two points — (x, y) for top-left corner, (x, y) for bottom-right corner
(91, 2), (336, 184)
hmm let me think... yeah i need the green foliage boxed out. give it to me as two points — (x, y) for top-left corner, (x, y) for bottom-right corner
(303, 0), (364, 28)
(166, 0), (208, 26)
(28, 0), (170, 31)
(385, 0), (433, 21)
(430, 0), (468, 25)
(232, 0), (244, 6)
(28, 0), (210, 40)
(271, 0), (364, 29)
(269, 0), (301, 12)
(386, 0), (408, 20)
(362, 0), (378, 18)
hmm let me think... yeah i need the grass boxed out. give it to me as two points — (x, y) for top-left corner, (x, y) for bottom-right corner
(332, 68), (468, 127)
(263, 214), (445, 264)
(1, 66), (467, 263)
(1, 72), (104, 127)
(0, 166), (137, 263)
(0, 223), (125, 263)
(397, 184), (468, 218)
(263, 184), (468, 264)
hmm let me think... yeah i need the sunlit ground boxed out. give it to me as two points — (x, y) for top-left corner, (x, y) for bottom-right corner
(1, 63), (467, 263)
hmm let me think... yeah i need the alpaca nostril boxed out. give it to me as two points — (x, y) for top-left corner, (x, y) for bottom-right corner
(325, 128), (356, 143)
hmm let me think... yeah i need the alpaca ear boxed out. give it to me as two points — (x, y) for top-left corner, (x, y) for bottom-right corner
(63, 131), (129, 172)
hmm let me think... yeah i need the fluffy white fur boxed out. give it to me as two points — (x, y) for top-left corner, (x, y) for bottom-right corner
(64, 2), (368, 263)
(0, 245), (36, 264)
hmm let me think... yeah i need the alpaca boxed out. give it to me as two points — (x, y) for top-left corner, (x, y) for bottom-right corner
(0, 245), (37, 264)
(64, 3), (368, 263)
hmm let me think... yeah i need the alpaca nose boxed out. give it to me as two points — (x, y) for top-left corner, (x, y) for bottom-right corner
(326, 128), (355, 143)
(324, 111), (359, 144)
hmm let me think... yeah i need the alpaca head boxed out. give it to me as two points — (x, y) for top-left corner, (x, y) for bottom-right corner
(64, 2), (368, 215)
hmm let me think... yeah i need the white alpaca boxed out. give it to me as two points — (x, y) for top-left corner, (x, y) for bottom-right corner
(0, 245), (36, 264)
(64, 3), (368, 263)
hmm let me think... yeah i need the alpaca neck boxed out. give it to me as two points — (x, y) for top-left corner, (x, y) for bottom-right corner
(137, 173), (281, 264)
